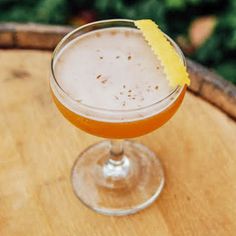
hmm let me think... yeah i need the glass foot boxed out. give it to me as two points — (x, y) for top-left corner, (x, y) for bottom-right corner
(71, 140), (164, 216)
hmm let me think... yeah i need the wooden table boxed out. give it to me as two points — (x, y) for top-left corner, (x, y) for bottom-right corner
(0, 49), (236, 236)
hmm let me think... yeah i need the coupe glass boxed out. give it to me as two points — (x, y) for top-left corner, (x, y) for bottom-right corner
(50, 19), (187, 215)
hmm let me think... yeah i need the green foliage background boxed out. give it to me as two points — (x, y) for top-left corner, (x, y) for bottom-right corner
(0, 0), (235, 84)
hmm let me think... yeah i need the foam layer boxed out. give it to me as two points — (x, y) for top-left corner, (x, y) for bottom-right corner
(54, 27), (173, 110)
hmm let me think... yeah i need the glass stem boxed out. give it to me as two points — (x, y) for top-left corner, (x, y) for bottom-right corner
(103, 140), (130, 181)
(109, 140), (125, 164)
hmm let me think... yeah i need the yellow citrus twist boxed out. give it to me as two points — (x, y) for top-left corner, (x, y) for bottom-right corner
(135, 19), (190, 87)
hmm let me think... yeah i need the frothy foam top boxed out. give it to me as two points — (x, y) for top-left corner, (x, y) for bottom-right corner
(54, 27), (173, 110)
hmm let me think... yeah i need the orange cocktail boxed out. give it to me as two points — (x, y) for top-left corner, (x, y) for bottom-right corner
(50, 19), (188, 216)
(52, 86), (186, 138)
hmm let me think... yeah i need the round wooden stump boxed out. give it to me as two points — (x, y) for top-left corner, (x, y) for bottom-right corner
(0, 23), (236, 236)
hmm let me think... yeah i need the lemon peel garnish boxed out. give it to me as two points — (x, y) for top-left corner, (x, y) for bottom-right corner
(134, 19), (190, 87)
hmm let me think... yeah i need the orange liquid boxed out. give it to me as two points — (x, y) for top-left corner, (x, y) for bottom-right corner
(52, 87), (186, 139)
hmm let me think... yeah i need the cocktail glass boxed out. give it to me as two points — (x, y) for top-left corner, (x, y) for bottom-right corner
(50, 19), (187, 216)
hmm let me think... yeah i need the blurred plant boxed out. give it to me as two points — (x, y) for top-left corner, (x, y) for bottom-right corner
(0, 0), (235, 84)
(192, 1), (236, 83)
(0, 0), (68, 24)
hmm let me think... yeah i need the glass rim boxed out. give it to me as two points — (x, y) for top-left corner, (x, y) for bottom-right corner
(50, 19), (186, 114)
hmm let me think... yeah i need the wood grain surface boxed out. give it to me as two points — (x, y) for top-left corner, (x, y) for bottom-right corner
(0, 50), (236, 236)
